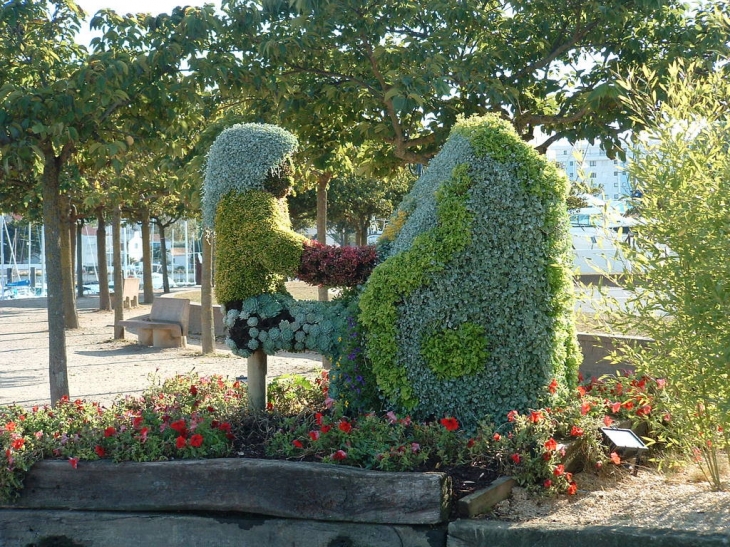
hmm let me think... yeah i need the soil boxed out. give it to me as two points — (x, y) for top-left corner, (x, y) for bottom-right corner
(1, 292), (729, 533)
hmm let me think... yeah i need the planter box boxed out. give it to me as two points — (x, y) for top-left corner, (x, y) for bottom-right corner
(4, 458), (451, 525)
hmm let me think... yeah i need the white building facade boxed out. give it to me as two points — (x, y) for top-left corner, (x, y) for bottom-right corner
(547, 141), (633, 203)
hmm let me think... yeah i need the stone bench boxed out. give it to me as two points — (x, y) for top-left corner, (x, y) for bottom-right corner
(111, 277), (140, 309)
(117, 298), (190, 348)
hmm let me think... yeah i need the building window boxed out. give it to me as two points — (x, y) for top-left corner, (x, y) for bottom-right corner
(563, 150), (568, 155)
(614, 194), (619, 199)
(569, 161), (573, 166)
(589, 160), (596, 167)
(590, 172), (597, 178)
(614, 182), (619, 187)
(614, 171), (619, 176)
(614, 160), (619, 164)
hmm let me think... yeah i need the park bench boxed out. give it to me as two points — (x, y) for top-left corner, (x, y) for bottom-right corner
(117, 298), (190, 348)
(111, 277), (140, 309)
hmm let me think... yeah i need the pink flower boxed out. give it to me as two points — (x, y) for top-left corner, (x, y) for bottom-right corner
(507, 410), (519, 422)
(411, 443), (420, 453)
(309, 430), (320, 441)
(386, 411), (398, 424)
(324, 397), (335, 409)
(603, 415), (614, 427)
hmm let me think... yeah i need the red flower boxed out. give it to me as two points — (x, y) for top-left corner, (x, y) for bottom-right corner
(5, 422), (16, 433)
(566, 482), (578, 495)
(542, 452), (552, 461)
(467, 438), (476, 448)
(189, 434), (204, 448)
(576, 386), (587, 398)
(610, 452), (621, 465)
(69, 457), (78, 469)
(493, 433), (501, 442)
(544, 438), (557, 451)
(104, 427), (116, 437)
(510, 453), (521, 464)
(292, 439), (304, 449)
(207, 406), (215, 413)
(580, 402), (591, 415)
(320, 425), (332, 434)
(315, 412), (323, 426)
(570, 425), (584, 437)
(332, 450), (347, 461)
(507, 410), (519, 422)
(656, 378), (667, 390)
(636, 404), (652, 417)
(189, 385), (198, 396)
(440, 417), (459, 431)
(603, 415), (614, 427)
(175, 436), (187, 449)
(622, 400), (634, 411)
(170, 420), (187, 436)
(543, 479), (553, 488)
(529, 411), (543, 424)
(548, 379), (558, 394)
(613, 383), (624, 396)
(309, 430), (320, 441)
(266, 402), (274, 410)
(553, 464), (565, 476)
(94, 445), (106, 458)
(338, 420), (352, 434)
(11, 438), (24, 450)
(132, 416), (143, 429)
(608, 401), (622, 413)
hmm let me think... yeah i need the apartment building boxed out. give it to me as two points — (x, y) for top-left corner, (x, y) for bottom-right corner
(548, 141), (633, 203)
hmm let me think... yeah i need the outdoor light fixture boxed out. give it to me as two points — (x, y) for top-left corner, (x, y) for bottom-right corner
(600, 427), (648, 476)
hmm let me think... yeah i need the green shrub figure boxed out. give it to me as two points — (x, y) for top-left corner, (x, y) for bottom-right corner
(359, 114), (581, 427)
(202, 123), (305, 309)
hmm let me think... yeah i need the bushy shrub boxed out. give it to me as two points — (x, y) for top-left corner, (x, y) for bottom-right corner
(358, 114), (581, 428)
(608, 61), (730, 490)
(298, 241), (377, 288)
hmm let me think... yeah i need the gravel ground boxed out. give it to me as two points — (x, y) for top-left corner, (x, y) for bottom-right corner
(1, 293), (729, 534)
(0, 294), (323, 408)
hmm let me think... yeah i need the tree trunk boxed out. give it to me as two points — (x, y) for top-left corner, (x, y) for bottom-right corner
(112, 204), (125, 339)
(96, 208), (111, 311)
(61, 201), (79, 329)
(201, 230), (215, 354)
(316, 173), (329, 303)
(76, 220), (84, 299)
(316, 173), (330, 370)
(158, 223), (170, 294)
(140, 208), (154, 304)
(42, 152), (69, 405)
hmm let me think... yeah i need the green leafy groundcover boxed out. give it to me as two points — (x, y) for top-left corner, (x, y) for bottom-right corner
(0, 370), (675, 504)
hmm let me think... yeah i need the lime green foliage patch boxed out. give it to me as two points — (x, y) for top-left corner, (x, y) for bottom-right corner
(421, 322), (489, 380)
(214, 190), (305, 307)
